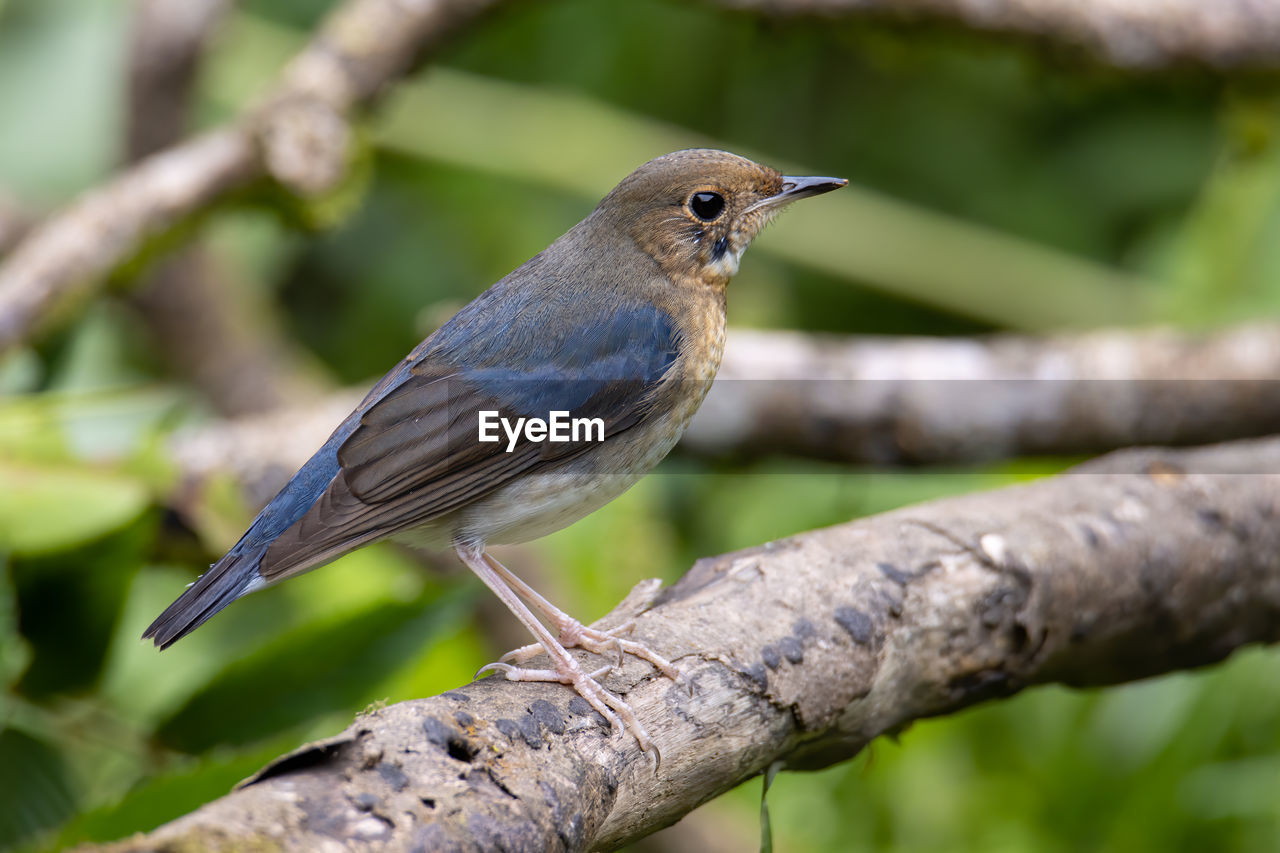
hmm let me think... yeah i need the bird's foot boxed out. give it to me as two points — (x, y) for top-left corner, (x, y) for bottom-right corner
(455, 543), (669, 756)
(476, 657), (655, 753)
(500, 618), (685, 686)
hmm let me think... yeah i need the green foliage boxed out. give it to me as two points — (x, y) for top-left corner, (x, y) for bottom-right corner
(0, 0), (123, 201)
(13, 512), (154, 698)
(52, 737), (293, 849)
(2, 0), (1280, 850)
(155, 584), (474, 754)
(735, 648), (1280, 852)
(0, 463), (149, 556)
(0, 727), (78, 851)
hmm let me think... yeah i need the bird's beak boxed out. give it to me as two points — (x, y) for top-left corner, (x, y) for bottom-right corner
(750, 174), (848, 212)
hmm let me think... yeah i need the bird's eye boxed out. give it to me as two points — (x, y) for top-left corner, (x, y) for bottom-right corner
(689, 191), (725, 221)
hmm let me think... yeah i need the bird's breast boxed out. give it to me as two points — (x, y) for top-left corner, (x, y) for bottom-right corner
(450, 284), (728, 547)
(667, 280), (728, 428)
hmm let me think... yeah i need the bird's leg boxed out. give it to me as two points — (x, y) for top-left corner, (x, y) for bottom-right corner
(454, 542), (654, 752)
(482, 551), (684, 683)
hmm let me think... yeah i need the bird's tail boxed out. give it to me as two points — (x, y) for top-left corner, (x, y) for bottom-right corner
(141, 544), (265, 649)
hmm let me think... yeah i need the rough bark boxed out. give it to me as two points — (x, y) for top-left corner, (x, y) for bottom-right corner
(715, 0), (1280, 69)
(97, 436), (1280, 852)
(0, 0), (505, 353)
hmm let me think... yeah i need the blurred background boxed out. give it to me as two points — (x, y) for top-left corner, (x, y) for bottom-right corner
(2, 0), (1280, 850)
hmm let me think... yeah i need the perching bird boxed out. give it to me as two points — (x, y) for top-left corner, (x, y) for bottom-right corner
(144, 149), (845, 750)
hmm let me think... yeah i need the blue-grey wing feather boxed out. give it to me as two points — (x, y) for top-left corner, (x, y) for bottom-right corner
(258, 293), (680, 576)
(142, 279), (681, 647)
(339, 293), (679, 504)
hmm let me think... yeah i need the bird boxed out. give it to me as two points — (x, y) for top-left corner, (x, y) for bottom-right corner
(144, 149), (846, 751)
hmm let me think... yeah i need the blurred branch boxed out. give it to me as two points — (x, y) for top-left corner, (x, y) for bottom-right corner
(172, 388), (363, 509)
(168, 324), (1280, 501)
(0, 130), (257, 350)
(126, 0), (325, 415)
(131, 246), (330, 415)
(0, 0), (505, 355)
(369, 65), (1155, 331)
(211, 17), (1156, 331)
(714, 0), (1280, 69)
(98, 437), (1280, 851)
(685, 324), (1280, 463)
(0, 191), (37, 257)
(126, 0), (232, 162)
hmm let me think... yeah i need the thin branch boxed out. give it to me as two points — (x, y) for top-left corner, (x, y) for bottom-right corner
(0, 130), (257, 349)
(97, 435), (1280, 851)
(0, 191), (36, 257)
(714, 0), (1280, 69)
(684, 324), (1280, 463)
(125, 0), (327, 415)
(171, 388), (363, 509)
(0, 0), (505, 354)
(126, 0), (233, 162)
(167, 324), (1280, 497)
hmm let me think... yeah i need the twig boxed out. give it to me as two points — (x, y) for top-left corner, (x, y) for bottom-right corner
(0, 130), (257, 348)
(0, 0), (504, 353)
(684, 324), (1280, 463)
(171, 387), (363, 509)
(125, 0), (326, 415)
(95, 435), (1280, 851)
(126, 0), (233, 162)
(713, 0), (1280, 69)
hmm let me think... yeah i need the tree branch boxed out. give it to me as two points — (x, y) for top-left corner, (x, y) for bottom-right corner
(172, 388), (364, 509)
(0, 0), (505, 354)
(126, 0), (233, 162)
(98, 435), (1280, 851)
(684, 324), (1280, 464)
(124, 0), (328, 415)
(0, 191), (36, 258)
(715, 0), (1280, 69)
(167, 324), (1280, 499)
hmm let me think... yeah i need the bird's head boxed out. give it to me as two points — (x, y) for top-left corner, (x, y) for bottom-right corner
(598, 149), (846, 286)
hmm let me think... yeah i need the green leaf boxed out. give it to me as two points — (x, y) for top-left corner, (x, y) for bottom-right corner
(0, 727), (78, 851)
(0, 554), (31, 691)
(0, 461), (149, 555)
(155, 585), (475, 753)
(0, 0), (124, 199)
(52, 736), (295, 848)
(761, 760), (783, 853)
(1161, 94), (1280, 325)
(13, 513), (154, 698)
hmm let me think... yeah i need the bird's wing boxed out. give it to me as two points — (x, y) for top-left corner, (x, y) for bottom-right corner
(255, 296), (681, 579)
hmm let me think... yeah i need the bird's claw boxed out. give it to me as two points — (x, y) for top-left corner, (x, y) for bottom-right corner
(499, 619), (682, 686)
(475, 655), (654, 751)
(476, 660), (612, 682)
